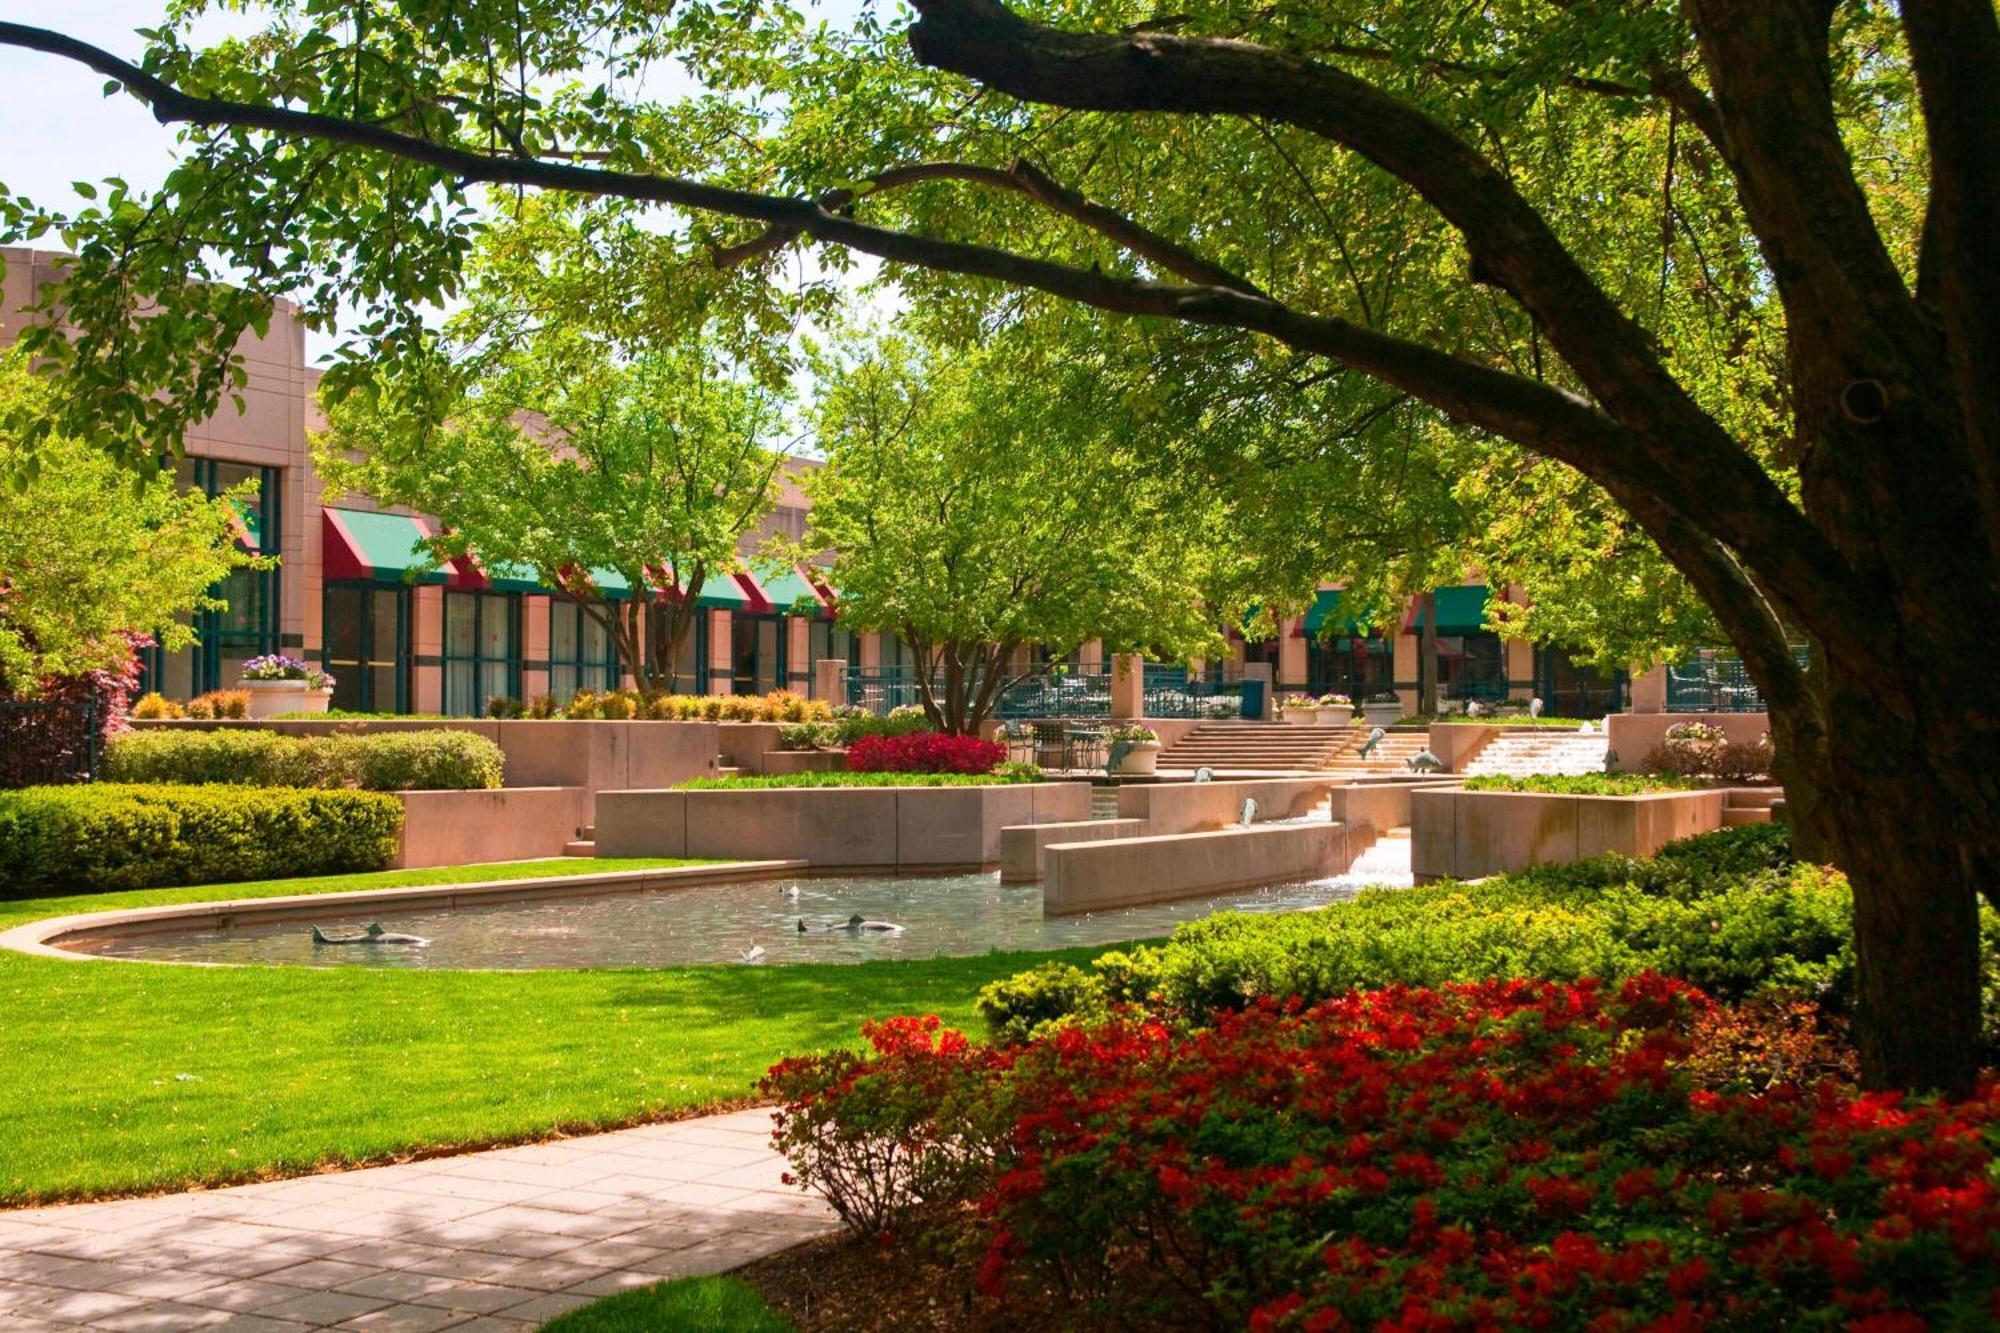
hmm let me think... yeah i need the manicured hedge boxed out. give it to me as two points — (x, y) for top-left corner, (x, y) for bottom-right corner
(0, 784), (403, 897)
(978, 825), (1863, 1040)
(104, 729), (504, 791)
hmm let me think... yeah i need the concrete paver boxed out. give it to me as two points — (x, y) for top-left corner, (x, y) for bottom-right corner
(0, 1110), (833, 1330)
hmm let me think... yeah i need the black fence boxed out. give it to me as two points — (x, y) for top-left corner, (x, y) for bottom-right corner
(0, 697), (101, 788)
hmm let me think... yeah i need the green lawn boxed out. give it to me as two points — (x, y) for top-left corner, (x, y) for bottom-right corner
(542, 1277), (793, 1332)
(0, 860), (1108, 1206)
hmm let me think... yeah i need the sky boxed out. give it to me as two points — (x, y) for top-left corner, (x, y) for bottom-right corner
(0, 0), (888, 382)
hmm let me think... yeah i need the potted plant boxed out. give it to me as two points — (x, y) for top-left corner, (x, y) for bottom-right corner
(1108, 724), (1162, 775)
(1280, 693), (1320, 726)
(239, 655), (333, 718)
(1316, 693), (1355, 726)
(1361, 692), (1405, 727)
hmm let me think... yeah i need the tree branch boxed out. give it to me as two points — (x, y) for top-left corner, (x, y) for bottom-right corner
(713, 157), (1261, 295)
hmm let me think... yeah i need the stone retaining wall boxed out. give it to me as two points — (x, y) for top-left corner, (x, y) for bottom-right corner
(1114, 777), (1334, 833)
(595, 782), (1092, 870)
(1410, 786), (1726, 881)
(1043, 823), (1349, 915)
(392, 786), (587, 869)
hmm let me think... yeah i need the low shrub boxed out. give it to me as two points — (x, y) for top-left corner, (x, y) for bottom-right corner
(1460, 773), (1703, 795)
(0, 784), (402, 896)
(180, 689), (251, 720)
(848, 731), (1006, 775)
(767, 979), (2000, 1330)
(675, 770), (1040, 790)
(130, 692), (180, 720)
(977, 825), (1856, 1042)
(103, 728), (504, 791)
(485, 696), (527, 719)
(1646, 727), (1776, 782)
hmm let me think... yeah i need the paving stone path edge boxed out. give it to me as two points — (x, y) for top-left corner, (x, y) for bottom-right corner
(0, 1108), (835, 1332)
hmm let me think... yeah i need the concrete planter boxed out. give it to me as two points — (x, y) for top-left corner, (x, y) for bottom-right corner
(760, 749), (849, 776)
(392, 786), (588, 869)
(1317, 706), (1355, 727)
(1283, 708), (1319, 726)
(242, 679), (308, 718)
(1362, 702), (1404, 726)
(1410, 785), (1726, 881)
(1115, 743), (1161, 776)
(595, 781), (1092, 869)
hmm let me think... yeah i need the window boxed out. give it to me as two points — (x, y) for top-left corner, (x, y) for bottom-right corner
(672, 612), (708, 694)
(548, 602), (619, 703)
(323, 583), (408, 712)
(443, 591), (520, 716)
(730, 614), (787, 694)
(1436, 632), (1506, 701)
(1306, 634), (1393, 699)
(139, 459), (281, 697)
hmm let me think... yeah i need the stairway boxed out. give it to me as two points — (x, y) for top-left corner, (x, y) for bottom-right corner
(564, 824), (597, 857)
(1090, 785), (1122, 819)
(1722, 787), (1783, 826)
(1460, 730), (1611, 778)
(1158, 722), (1430, 774)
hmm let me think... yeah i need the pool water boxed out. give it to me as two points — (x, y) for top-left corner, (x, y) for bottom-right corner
(61, 869), (1402, 970)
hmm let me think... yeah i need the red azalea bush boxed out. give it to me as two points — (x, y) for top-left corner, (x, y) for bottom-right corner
(846, 730), (1006, 775)
(764, 978), (2000, 1331)
(0, 638), (143, 789)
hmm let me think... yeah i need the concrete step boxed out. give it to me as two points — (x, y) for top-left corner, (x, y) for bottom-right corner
(1722, 807), (1772, 826)
(1724, 787), (1783, 809)
(562, 839), (598, 857)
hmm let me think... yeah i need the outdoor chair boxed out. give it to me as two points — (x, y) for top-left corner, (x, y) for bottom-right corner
(998, 719), (1036, 765)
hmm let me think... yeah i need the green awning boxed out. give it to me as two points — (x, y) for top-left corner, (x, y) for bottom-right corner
(480, 560), (546, 595)
(585, 566), (634, 600)
(690, 572), (754, 610)
(756, 566), (824, 615)
(1301, 590), (1367, 637)
(1428, 585), (1490, 636)
(323, 508), (449, 584)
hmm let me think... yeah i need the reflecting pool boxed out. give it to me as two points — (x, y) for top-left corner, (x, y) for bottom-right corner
(61, 868), (1403, 970)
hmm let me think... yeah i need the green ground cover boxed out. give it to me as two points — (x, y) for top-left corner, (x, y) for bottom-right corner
(542, 1277), (793, 1332)
(1459, 773), (1703, 795)
(1398, 714), (1602, 727)
(0, 859), (1107, 1206)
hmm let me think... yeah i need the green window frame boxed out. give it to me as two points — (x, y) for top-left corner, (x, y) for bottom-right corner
(322, 581), (409, 713)
(443, 590), (521, 716)
(139, 460), (281, 697)
(548, 601), (619, 703)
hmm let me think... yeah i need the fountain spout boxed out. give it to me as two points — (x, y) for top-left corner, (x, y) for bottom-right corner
(1239, 797), (1258, 826)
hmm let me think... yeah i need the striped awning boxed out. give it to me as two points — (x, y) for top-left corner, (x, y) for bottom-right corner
(322, 508), (451, 585)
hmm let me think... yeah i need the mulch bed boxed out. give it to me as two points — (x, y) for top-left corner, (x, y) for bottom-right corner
(738, 1215), (1152, 1332)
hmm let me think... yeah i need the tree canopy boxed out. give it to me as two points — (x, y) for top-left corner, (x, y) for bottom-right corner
(0, 352), (261, 693)
(799, 318), (1234, 732)
(1, 0), (1996, 1091)
(314, 205), (792, 693)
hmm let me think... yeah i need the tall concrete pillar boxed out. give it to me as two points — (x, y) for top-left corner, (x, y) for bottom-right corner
(1110, 653), (1144, 719)
(814, 658), (848, 705)
(1278, 620), (1308, 689)
(1628, 664), (1667, 713)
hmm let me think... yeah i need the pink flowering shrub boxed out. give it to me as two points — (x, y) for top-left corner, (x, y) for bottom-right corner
(765, 977), (2000, 1330)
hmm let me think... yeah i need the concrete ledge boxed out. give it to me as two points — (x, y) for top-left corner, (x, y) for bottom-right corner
(1411, 786), (1727, 881)
(394, 786), (586, 869)
(1115, 777), (1333, 833)
(1605, 712), (1769, 772)
(1000, 818), (1146, 883)
(595, 782), (1092, 869)
(0, 860), (810, 966)
(1044, 822), (1349, 915)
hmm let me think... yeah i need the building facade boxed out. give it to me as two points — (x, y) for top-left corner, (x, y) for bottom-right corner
(2, 246), (1624, 718)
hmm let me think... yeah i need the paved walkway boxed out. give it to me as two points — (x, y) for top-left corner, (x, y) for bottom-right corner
(0, 1110), (834, 1332)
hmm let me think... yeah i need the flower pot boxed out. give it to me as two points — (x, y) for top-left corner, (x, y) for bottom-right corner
(1116, 742), (1161, 776)
(1362, 702), (1404, 727)
(1283, 708), (1319, 727)
(1317, 706), (1355, 727)
(243, 679), (307, 719)
(292, 688), (333, 716)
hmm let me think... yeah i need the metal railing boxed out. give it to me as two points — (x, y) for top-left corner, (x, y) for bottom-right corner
(844, 665), (1115, 718)
(1142, 664), (1245, 719)
(1666, 648), (1807, 713)
(0, 697), (100, 788)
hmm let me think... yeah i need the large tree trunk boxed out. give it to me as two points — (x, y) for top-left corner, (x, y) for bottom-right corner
(1767, 657), (1995, 1097)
